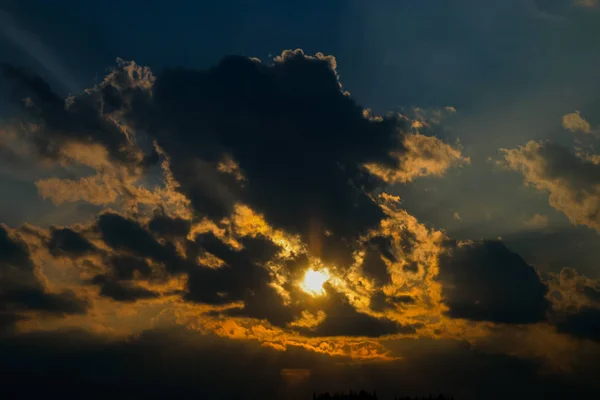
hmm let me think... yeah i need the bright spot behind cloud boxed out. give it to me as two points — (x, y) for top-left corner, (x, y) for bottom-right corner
(300, 268), (330, 296)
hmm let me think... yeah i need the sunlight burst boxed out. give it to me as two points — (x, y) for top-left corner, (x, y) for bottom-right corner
(300, 268), (330, 296)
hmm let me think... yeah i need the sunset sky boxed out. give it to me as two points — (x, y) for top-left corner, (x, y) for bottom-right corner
(1, 1), (600, 399)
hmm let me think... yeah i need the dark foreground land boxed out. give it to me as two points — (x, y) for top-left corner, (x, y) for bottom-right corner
(314, 391), (454, 400)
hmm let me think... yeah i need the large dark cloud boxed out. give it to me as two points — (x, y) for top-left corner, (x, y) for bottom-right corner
(1, 52), (467, 335)
(0, 225), (88, 330)
(126, 50), (406, 266)
(438, 240), (550, 324)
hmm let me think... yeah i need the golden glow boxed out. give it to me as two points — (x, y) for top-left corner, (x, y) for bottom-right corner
(300, 268), (330, 296)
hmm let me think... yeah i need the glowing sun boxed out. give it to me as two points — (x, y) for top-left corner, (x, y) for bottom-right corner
(300, 268), (330, 296)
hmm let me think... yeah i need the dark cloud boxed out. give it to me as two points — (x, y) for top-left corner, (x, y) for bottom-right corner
(438, 240), (550, 324)
(403, 261), (420, 274)
(0, 62), (145, 167)
(370, 291), (415, 312)
(0, 225), (88, 328)
(0, 313), (24, 333)
(1, 52), (468, 336)
(361, 248), (391, 285)
(4, 47), (598, 395)
(91, 275), (158, 302)
(126, 50), (407, 266)
(187, 233), (294, 325)
(361, 236), (396, 285)
(46, 220), (163, 302)
(2, 287), (87, 313)
(556, 307), (600, 343)
(48, 226), (95, 257)
(583, 286), (600, 304)
(97, 212), (185, 273)
(148, 212), (191, 238)
(299, 286), (411, 338)
(109, 255), (152, 280)
(0, 327), (596, 400)
(0, 328), (301, 399)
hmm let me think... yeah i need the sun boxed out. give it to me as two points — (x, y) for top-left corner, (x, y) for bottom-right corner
(300, 268), (330, 296)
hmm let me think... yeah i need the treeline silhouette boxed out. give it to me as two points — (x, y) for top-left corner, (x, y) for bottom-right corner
(313, 391), (454, 400)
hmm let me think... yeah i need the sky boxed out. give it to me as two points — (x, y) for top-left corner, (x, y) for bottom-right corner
(0, 0), (600, 399)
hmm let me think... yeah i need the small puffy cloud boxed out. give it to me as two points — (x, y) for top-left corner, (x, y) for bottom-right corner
(364, 133), (470, 184)
(546, 267), (600, 312)
(562, 111), (591, 134)
(501, 141), (600, 232)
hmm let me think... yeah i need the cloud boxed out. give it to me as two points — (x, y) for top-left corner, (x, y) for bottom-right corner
(359, 235), (395, 285)
(107, 255), (153, 280)
(556, 307), (600, 342)
(546, 267), (600, 312)
(438, 240), (550, 324)
(2, 49), (600, 386)
(574, 0), (598, 8)
(148, 212), (191, 238)
(0, 61), (149, 168)
(524, 213), (549, 229)
(126, 50), (397, 244)
(296, 286), (414, 338)
(97, 212), (185, 270)
(2, 327), (594, 400)
(363, 133), (469, 184)
(540, 267), (600, 344)
(48, 226), (95, 257)
(501, 141), (600, 232)
(120, 49), (467, 269)
(91, 275), (159, 302)
(0, 224), (88, 331)
(562, 111), (592, 134)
